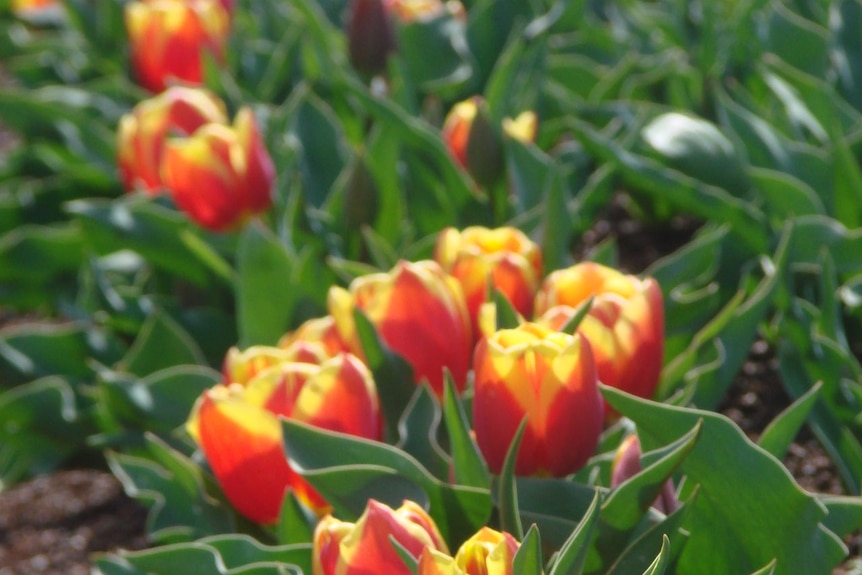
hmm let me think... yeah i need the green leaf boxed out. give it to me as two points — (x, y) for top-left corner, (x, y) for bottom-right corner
(540, 166), (572, 273)
(549, 489), (601, 575)
(0, 224), (84, 285)
(560, 296), (595, 335)
(604, 496), (693, 575)
(94, 535), (308, 575)
(763, 1), (829, 78)
(0, 377), (91, 486)
(819, 495), (862, 540)
(442, 373), (490, 489)
(498, 417), (528, 540)
(353, 307), (417, 442)
(512, 523), (543, 575)
(396, 11), (472, 94)
(66, 196), (234, 288)
(748, 559), (777, 575)
(569, 118), (768, 255)
(275, 491), (315, 547)
(390, 536), (420, 575)
(639, 535), (671, 575)
(97, 365), (219, 435)
(640, 112), (750, 196)
(397, 385), (449, 480)
(291, 92), (347, 209)
(494, 288), (522, 330)
(516, 477), (601, 550)
(281, 419), (491, 546)
(749, 167), (825, 220)
(758, 381), (822, 460)
(107, 434), (236, 544)
(0, 323), (93, 385)
(602, 386), (848, 575)
(119, 311), (206, 377)
(659, 225), (789, 407)
(236, 222), (297, 347)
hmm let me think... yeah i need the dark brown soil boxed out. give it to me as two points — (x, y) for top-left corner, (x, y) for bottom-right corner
(0, 470), (148, 575)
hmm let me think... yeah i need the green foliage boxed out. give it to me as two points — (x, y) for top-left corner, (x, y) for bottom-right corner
(3, 0), (862, 572)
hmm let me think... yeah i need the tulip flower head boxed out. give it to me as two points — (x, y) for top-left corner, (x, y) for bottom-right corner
(535, 262), (664, 408)
(278, 316), (353, 359)
(125, 0), (229, 93)
(435, 226), (543, 340)
(611, 434), (679, 515)
(222, 343), (328, 386)
(328, 260), (472, 397)
(441, 96), (503, 188)
(418, 526), (520, 575)
(187, 353), (381, 523)
(472, 323), (603, 477)
(117, 87), (228, 193)
(161, 106), (275, 231)
(314, 499), (448, 575)
(11, 0), (62, 20)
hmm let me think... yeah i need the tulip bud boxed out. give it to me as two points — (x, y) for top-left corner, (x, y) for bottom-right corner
(278, 316), (353, 359)
(611, 434), (679, 515)
(535, 262), (664, 411)
(314, 499), (448, 575)
(161, 107), (275, 231)
(472, 323), (603, 476)
(327, 260), (472, 397)
(125, 0), (229, 93)
(347, 0), (396, 77)
(434, 226), (542, 341)
(343, 156), (379, 231)
(442, 96), (503, 188)
(417, 526), (520, 575)
(187, 353), (381, 523)
(117, 87), (227, 194)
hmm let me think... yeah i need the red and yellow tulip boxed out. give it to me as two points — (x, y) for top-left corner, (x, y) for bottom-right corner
(278, 316), (353, 359)
(434, 226), (542, 340)
(535, 262), (664, 408)
(187, 353), (381, 523)
(222, 343), (327, 386)
(161, 106), (275, 231)
(442, 97), (537, 187)
(125, 0), (229, 93)
(313, 499), (448, 575)
(117, 87), (227, 193)
(472, 323), (603, 476)
(418, 527), (520, 575)
(328, 260), (472, 397)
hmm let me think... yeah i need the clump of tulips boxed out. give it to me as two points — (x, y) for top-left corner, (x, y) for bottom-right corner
(185, 223), (666, 534)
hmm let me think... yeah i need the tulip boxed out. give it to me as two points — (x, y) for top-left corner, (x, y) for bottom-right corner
(346, 0), (461, 76)
(502, 111), (538, 143)
(418, 527), (520, 575)
(313, 499), (448, 575)
(278, 316), (353, 359)
(472, 322), (603, 476)
(117, 87), (227, 193)
(434, 226), (542, 340)
(441, 96), (502, 188)
(535, 262), (664, 407)
(187, 353), (381, 523)
(327, 260), (472, 397)
(125, 0), (229, 93)
(611, 434), (679, 515)
(222, 343), (327, 386)
(161, 107), (275, 231)
(11, 0), (62, 19)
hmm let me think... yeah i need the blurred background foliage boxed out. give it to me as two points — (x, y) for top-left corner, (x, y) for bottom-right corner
(2, 0), (862, 573)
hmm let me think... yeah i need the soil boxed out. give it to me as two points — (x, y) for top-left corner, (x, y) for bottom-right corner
(0, 194), (859, 573)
